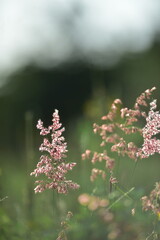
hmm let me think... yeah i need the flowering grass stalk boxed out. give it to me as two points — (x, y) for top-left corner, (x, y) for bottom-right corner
(137, 97), (160, 218)
(81, 86), (160, 224)
(142, 182), (160, 218)
(30, 109), (79, 194)
(82, 87), (156, 186)
(137, 99), (160, 158)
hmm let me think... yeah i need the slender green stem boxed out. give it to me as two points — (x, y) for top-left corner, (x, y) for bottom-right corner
(116, 186), (133, 200)
(0, 196), (8, 202)
(107, 187), (135, 211)
(25, 111), (34, 221)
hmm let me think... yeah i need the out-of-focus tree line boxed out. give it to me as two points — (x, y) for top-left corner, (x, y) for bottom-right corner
(0, 44), (160, 152)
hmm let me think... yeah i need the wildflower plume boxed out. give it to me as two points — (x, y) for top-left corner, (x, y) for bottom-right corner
(82, 87), (156, 185)
(30, 109), (79, 194)
(137, 99), (160, 158)
(141, 182), (160, 217)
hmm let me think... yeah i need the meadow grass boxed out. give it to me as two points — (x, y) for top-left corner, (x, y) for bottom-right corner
(1, 87), (160, 239)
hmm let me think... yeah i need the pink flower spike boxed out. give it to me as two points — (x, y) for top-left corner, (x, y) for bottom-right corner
(138, 99), (160, 158)
(30, 110), (80, 194)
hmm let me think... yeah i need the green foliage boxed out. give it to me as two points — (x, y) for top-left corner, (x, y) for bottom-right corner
(1, 88), (160, 239)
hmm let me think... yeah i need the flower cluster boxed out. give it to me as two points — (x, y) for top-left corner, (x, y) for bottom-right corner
(137, 99), (160, 158)
(30, 110), (79, 194)
(56, 211), (73, 240)
(141, 182), (160, 217)
(82, 87), (156, 185)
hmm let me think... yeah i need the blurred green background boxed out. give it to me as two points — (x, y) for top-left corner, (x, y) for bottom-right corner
(1, 1), (160, 239)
